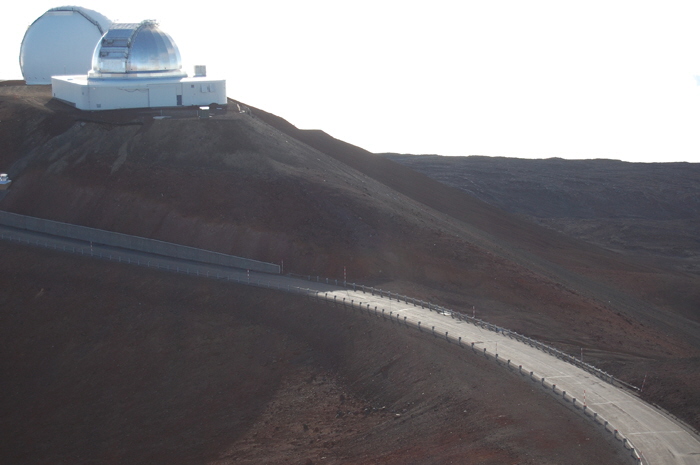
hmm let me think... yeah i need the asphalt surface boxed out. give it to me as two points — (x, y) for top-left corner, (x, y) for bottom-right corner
(2, 224), (699, 465)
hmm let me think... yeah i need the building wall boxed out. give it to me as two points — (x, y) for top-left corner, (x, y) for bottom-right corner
(51, 77), (90, 108)
(148, 83), (182, 107)
(89, 84), (150, 110)
(52, 76), (226, 110)
(181, 80), (227, 106)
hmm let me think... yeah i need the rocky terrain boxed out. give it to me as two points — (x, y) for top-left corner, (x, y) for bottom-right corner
(1, 82), (698, 463)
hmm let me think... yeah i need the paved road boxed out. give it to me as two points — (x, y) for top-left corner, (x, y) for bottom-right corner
(314, 286), (700, 465)
(3, 225), (699, 464)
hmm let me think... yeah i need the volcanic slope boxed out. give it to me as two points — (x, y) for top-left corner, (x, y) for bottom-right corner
(245, 104), (700, 429)
(384, 154), (700, 275)
(1, 83), (699, 433)
(0, 241), (628, 465)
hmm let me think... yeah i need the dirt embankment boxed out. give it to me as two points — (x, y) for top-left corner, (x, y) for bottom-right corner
(0, 242), (628, 465)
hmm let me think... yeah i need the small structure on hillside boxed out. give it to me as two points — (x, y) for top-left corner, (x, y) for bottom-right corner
(0, 173), (11, 190)
(20, 7), (112, 85)
(51, 20), (226, 110)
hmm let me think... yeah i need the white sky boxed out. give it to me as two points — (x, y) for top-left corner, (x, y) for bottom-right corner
(2, 1), (700, 162)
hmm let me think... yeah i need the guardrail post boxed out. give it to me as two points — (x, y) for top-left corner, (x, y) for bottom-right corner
(432, 326), (435, 337)
(445, 331), (449, 342)
(458, 336), (462, 347)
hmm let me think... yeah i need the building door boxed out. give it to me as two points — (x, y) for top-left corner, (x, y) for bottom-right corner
(148, 85), (178, 107)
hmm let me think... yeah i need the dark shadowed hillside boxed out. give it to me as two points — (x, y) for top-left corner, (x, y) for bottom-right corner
(1, 83), (699, 462)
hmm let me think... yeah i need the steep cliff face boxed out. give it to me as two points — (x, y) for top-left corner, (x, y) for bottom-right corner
(1, 83), (700, 432)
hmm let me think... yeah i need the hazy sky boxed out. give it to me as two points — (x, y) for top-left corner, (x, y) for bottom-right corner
(3, 1), (700, 162)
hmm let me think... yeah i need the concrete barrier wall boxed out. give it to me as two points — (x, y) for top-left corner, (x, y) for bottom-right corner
(0, 210), (279, 274)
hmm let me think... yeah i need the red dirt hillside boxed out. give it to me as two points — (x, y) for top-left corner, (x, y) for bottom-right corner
(0, 82), (698, 462)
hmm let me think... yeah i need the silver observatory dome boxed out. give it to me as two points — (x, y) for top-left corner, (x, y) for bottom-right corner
(89, 20), (186, 79)
(20, 6), (112, 84)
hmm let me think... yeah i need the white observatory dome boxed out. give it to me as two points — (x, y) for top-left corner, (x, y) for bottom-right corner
(89, 21), (186, 79)
(20, 6), (112, 85)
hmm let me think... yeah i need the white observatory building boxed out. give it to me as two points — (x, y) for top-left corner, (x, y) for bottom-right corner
(50, 20), (226, 110)
(20, 6), (112, 85)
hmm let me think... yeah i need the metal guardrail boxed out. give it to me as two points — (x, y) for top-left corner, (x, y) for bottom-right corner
(288, 273), (631, 391)
(304, 288), (644, 465)
(0, 210), (279, 274)
(5, 230), (698, 464)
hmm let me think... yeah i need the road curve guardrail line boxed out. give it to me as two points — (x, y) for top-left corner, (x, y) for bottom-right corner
(0, 211), (279, 274)
(3, 226), (700, 465)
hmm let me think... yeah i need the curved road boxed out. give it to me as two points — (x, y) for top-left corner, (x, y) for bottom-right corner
(2, 225), (699, 464)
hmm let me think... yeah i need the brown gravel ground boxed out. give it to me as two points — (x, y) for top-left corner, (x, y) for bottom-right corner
(0, 242), (628, 465)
